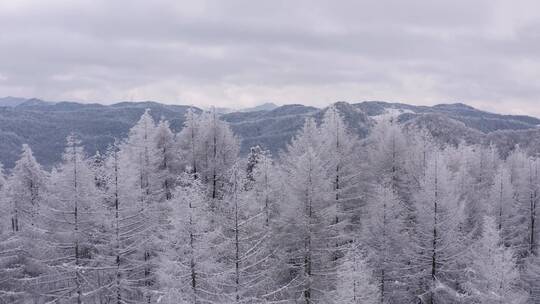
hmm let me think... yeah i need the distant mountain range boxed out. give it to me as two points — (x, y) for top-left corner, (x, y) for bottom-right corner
(1, 97), (539, 169)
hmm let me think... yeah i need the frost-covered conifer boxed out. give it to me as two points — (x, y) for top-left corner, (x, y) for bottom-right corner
(43, 134), (104, 303)
(0, 145), (48, 302)
(158, 172), (219, 304)
(280, 118), (337, 303)
(335, 245), (380, 304)
(465, 216), (527, 304)
(363, 183), (408, 303)
(407, 152), (467, 304)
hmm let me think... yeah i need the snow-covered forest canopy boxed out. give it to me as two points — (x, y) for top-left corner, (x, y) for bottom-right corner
(0, 106), (539, 304)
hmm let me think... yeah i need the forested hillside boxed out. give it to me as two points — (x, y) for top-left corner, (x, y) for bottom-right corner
(0, 107), (538, 303)
(2, 98), (540, 170)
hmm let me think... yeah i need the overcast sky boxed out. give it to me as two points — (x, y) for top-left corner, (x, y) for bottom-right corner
(1, 0), (539, 115)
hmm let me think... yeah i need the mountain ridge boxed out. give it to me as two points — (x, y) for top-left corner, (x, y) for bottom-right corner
(1, 97), (539, 169)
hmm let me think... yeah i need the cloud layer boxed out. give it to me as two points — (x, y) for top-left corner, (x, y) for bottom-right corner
(1, 0), (539, 115)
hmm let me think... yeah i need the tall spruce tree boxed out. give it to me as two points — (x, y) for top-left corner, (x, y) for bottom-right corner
(0, 145), (48, 302)
(465, 216), (527, 304)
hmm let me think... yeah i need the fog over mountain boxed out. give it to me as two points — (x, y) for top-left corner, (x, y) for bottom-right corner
(1, 97), (539, 169)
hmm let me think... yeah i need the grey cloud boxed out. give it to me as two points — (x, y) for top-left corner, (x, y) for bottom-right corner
(0, 0), (539, 115)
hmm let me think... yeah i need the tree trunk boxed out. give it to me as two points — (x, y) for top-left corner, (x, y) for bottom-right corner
(73, 144), (82, 304)
(430, 157), (439, 304)
(114, 149), (121, 304)
(235, 177), (240, 303)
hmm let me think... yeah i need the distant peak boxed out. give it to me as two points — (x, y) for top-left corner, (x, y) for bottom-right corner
(240, 102), (279, 112)
(264, 104), (319, 116)
(258, 102), (278, 107)
(433, 103), (477, 110)
(0, 96), (30, 106)
(332, 101), (351, 107)
(17, 98), (52, 107)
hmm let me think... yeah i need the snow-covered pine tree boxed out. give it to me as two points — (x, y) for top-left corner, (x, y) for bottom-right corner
(334, 244), (380, 304)
(457, 144), (499, 237)
(407, 151), (466, 304)
(489, 164), (518, 244)
(524, 157), (539, 258)
(363, 182), (409, 303)
(160, 109), (240, 303)
(367, 118), (415, 205)
(405, 126), (436, 179)
(216, 163), (280, 303)
(521, 254), (540, 304)
(506, 148), (539, 259)
(99, 139), (160, 304)
(41, 134), (104, 303)
(465, 216), (527, 304)
(367, 118), (423, 245)
(105, 142), (124, 303)
(88, 148), (119, 303)
(158, 172), (221, 304)
(177, 107), (202, 176)
(505, 150), (540, 304)
(5, 144), (47, 232)
(153, 119), (178, 202)
(280, 118), (337, 303)
(245, 145), (265, 188)
(243, 146), (294, 303)
(0, 162), (4, 234)
(118, 109), (161, 302)
(318, 105), (361, 248)
(244, 146), (278, 225)
(177, 109), (239, 225)
(198, 109), (240, 202)
(0, 144), (48, 302)
(90, 150), (109, 191)
(151, 119), (180, 292)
